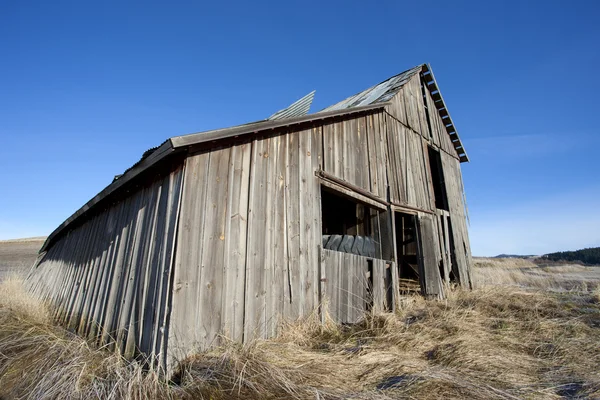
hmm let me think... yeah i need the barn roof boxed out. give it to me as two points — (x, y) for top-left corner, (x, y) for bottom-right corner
(40, 64), (468, 252)
(320, 65), (423, 112)
(320, 64), (468, 162)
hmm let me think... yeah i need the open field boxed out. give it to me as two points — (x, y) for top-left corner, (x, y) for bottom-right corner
(0, 237), (45, 281)
(0, 253), (599, 399)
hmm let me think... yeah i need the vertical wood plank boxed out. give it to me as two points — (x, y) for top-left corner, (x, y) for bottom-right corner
(222, 143), (251, 342)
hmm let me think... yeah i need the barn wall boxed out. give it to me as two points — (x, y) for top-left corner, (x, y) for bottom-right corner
(385, 73), (429, 140)
(321, 112), (388, 199)
(320, 105), (448, 298)
(385, 116), (435, 211)
(168, 126), (323, 364)
(441, 152), (473, 288)
(383, 72), (472, 293)
(425, 84), (457, 157)
(320, 249), (394, 322)
(26, 163), (184, 369)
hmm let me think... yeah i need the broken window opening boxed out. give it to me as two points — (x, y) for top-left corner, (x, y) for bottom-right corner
(428, 147), (449, 211)
(321, 186), (382, 259)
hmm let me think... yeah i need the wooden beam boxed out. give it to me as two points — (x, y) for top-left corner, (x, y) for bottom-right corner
(171, 103), (388, 149)
(390, 202), (434, 215)
(316, 170), (387, 210)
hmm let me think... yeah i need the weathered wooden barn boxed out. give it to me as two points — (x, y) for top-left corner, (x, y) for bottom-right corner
(26, 63), (472, 371)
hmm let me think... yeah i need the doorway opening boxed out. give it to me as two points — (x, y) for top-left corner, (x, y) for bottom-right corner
(394, 212), (422, 294)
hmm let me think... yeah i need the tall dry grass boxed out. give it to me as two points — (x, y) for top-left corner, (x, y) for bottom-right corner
(1, 259), (600, 399)
(0, 277), (174, 400)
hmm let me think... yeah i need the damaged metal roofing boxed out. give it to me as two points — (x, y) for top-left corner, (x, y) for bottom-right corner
(320, 65), (422, 112)
(268, 90), (316, 120)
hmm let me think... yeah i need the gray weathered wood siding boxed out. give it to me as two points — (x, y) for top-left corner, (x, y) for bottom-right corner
(167, 127), (323, 363)
(382, 73), (472, 291)
(425, 84), (457, 157)
(320, 249), (393, 322)
(441, 152), (473, 288)
(26, 164), (184, 369)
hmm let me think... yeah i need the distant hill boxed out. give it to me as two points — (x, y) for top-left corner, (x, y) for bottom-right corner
(542, 247), (600, 266)
(493, 254), (536, 259)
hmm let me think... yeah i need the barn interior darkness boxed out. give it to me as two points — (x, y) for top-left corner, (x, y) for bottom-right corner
(427, 146), (449, 211)
(394, 212), (421, 282)
(321, 187), (372, 237)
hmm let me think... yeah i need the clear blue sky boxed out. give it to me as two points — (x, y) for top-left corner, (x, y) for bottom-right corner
(1, 1), (599, 256)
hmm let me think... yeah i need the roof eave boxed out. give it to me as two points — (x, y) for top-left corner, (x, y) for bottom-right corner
(421, 64), (469, 163)
(40, 140), (177, 252)
(170, 102), (387, 149)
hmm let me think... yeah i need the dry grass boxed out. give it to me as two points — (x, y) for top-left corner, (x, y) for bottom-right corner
(1, 259), (600, 399)
(473, 257), (600, 291)
(0, 276), (174, 400)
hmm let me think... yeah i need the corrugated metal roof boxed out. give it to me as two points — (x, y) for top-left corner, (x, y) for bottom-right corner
(268, 90), (315, 120)
(320, 65), (422, 112)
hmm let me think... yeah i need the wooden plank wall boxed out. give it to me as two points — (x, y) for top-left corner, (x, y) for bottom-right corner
(441, 152), (473, 289)
(322, 112), (387, 200)
(417, 213), (445, 298)
(425, 86), (458, 158)
(385, 116), (434, 211)
(320, 249), (390, 323)
(385, 74), (429, 140)
(384, 72), (472, 295)
(25, 164), (184, 369)
(168, 127), (323, 365)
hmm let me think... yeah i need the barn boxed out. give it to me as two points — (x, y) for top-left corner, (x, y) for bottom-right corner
(26, 63), (472, 371)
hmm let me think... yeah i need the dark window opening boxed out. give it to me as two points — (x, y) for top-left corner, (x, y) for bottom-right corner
(321, 188), (370, 236)
(394, 212), (422, 294)
(321, 186), (381, 258)
(384, 263), (393, 311)
(428, 147), (449, 211)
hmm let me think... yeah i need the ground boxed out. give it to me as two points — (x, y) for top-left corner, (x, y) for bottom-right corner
(0, 241), (599, 399)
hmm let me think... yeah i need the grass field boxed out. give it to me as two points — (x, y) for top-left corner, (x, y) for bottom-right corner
(0, 242), (599, 399)
(0, 237), (45, 281)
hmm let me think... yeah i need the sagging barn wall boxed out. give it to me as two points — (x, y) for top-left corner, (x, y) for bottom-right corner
(26, 162), (184, 370)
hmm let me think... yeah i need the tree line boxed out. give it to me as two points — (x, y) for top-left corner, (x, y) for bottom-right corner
(542, 247), (600, 265)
